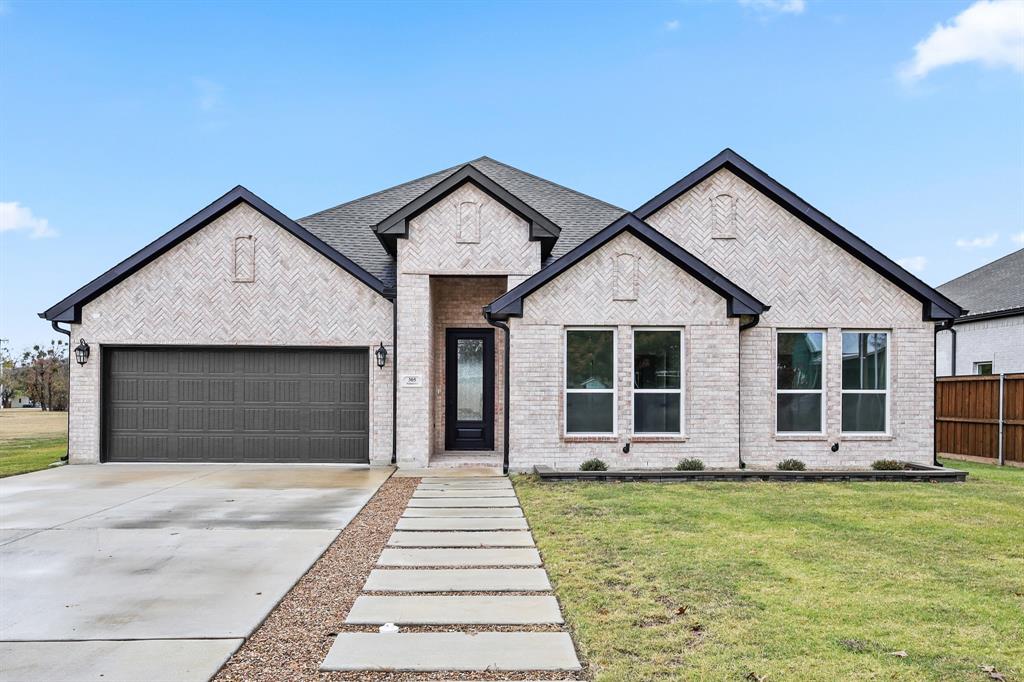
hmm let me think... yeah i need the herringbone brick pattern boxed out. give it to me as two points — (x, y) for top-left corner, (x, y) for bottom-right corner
(70, 203), (394, 464)
(400, 184), (541, 277)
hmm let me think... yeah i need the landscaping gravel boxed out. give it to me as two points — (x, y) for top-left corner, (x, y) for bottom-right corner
(214, 476), (585, 681)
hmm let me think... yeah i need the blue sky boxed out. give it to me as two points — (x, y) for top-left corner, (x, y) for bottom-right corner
(1, 0), (1022, 353)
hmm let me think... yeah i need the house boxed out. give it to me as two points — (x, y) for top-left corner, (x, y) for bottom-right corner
(935, 248), (1024, 376)
(40, 150), (962, 471)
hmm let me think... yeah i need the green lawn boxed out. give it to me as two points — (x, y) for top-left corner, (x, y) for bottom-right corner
(515, 460), (1023, 681)
(0, 437), (66, 478)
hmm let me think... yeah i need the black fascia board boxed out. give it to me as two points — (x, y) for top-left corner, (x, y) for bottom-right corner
(485, 213), (768, 320)
(372, 164), (561, 257)
(634, 149), (964, 321)
(40, 186), (391, 323)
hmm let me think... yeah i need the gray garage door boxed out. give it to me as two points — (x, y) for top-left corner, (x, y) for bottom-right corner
(103, 347), (369, 463)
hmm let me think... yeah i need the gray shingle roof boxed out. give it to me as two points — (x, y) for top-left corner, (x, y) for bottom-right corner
(937, 248), (1024, 317)
(297, 157), (626, 288)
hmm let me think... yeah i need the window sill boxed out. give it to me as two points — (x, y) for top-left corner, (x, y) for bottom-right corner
(562, 435), (618, 443)
(840, 434), (893, 441)
(630, 435), (689, 443)
(774, 434), (828, 442)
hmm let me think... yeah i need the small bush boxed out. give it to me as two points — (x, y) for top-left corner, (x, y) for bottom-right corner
(579, 458), (608, 472)
(871, 459), (904, 471)
(776, 458), (806, 471)
(676, 458), (705, 471)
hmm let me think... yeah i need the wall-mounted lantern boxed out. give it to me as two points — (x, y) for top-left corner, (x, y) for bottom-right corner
(74, 339), (91, 366)
(375, 342), (388, 369)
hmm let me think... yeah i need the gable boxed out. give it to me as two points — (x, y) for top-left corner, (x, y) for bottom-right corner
(41, 186), (388, 322)
(645, 168), (926, 326)
(75, 202), (392, 343)
(635, 149), (962, 321)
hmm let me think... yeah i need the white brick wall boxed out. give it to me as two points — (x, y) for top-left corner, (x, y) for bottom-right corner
(508, 232), (741, 471)
(69, 203), (394, 464)
(936, 315), (1024, 376)
(647, 169), (935, 467)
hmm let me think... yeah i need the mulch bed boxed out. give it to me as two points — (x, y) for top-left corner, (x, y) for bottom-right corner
(214, 475), (587, 681)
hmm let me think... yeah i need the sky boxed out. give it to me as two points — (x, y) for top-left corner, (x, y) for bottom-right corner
(1, 0), (1022, 354)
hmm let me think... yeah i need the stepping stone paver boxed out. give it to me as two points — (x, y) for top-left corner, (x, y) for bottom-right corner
(402, 507), (524, 518)
(417, 481), (512, 489)
(364, 568), (551, 592)
(321, 632), (581, 671)
(395, 516), (529, 530)
(413, 489), (517, 498)
(346, 595), (564, 625)
(408, 497), (519, 508)
(387, 530), (535, 547)
(378, 547), (541, 566)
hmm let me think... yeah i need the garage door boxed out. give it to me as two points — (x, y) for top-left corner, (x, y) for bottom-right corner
(103, 347), (369, 463)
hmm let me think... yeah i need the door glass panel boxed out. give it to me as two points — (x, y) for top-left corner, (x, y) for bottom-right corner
(457, 339), (484, 421)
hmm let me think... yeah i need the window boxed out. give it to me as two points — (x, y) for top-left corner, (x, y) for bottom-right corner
(565, 329), (616, 434)
(633, 329), (683, 434)
(842, 331), (889, 433)
(974, 361), (993, 376)
(776, 331), (825, 433)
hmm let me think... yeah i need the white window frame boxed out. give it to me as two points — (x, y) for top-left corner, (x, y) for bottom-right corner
(840, 329), (891, 436)
(631, 327), (684, 435)
(775, 329), (826, 436)
(564, 327), (617, 436)
(974, 361), (993, 376)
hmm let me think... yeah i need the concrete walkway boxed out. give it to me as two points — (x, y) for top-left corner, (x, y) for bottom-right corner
(321, 475), (581, 673)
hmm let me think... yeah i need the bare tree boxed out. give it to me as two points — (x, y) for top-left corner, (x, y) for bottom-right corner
(12, 340), (69, 411)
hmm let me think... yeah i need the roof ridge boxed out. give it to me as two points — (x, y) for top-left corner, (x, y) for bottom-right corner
(298, 160), (466, 222)
(473, 155), (627, 212)
(939, 247), (1024, 288)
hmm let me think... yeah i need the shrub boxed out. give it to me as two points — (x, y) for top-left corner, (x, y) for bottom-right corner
(871, 459), (904, 471)
(675, 458), (705, 471)
(776, 458), (806, 471)
(579, 458), (608, 472)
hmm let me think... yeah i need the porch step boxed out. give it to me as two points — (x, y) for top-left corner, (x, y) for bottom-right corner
(428, 452), (504, 470)
(387, 531), (535, 547)
(378, 547), (541, 567)
(364, 568), (551, 592)
(320, 632), (581, 672)
(346, 595), (563, 625)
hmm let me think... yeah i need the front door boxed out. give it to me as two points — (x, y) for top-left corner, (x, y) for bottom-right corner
(445, 328), (494, 451)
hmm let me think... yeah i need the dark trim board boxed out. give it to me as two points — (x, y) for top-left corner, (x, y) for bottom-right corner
(633, 149), (963, 321)
(373, 164), (561, 258)
(533, 464), (968, 483)
(40, 186), (391, 323)
(486, 213), (768, 320)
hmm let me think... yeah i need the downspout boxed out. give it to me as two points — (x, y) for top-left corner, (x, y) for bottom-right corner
(934, 319), (954, 466)
(391, 295), (398, 465)
(483, 308), (511, 475)
(51, 321), (71, 464)
(737, 314), (761, 470)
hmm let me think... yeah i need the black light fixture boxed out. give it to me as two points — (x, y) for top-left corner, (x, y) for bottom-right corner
(74, 338), (91, 366)
(375, 342), (388, 369)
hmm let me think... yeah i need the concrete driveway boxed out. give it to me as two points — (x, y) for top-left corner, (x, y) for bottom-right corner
(0, 463), (393, 682)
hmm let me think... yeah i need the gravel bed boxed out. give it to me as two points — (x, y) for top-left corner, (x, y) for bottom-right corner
(214, 475), (587, 681)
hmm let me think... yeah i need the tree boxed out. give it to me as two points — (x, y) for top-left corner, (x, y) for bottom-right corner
(11, 340), (69, 411)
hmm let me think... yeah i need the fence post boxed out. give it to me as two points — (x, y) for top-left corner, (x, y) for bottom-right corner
(998, 373), (1005, 466)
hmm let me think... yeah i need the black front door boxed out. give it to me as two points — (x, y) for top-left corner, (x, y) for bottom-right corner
(445, 328), (494, 451)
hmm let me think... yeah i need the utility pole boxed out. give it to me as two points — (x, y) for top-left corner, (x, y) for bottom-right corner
(0, 338), (9, 410)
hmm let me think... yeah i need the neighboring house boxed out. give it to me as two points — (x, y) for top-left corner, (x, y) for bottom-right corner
(40, 150), (962, 471)
(935, 248), (1024, 377)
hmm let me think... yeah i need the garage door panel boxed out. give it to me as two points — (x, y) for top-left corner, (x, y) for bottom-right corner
(104, 348), (369, 463)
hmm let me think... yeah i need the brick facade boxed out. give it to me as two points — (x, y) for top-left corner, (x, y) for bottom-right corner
(646, 168), (935, 466)
(68, 203), (394, 464)
(936, 315), (1024, 376)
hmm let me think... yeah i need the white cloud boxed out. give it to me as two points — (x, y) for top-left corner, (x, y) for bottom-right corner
(1011, 231), (1024, 246)
(896, 255), (927, 274)
(0, 202), (57, 238)
(900, 0), (1024, 82)
(955, 233), (999, 249)
(665, 19), (680, 31)
(194, 78), (223, 112)
(738, 0), (806, 14)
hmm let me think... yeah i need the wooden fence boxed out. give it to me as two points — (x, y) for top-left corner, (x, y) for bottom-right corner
(936, 373), (1024, 465)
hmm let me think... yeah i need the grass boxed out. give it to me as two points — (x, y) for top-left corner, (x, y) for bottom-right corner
(0, 409), (68, 477)
(514, 459), (1024, 681)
